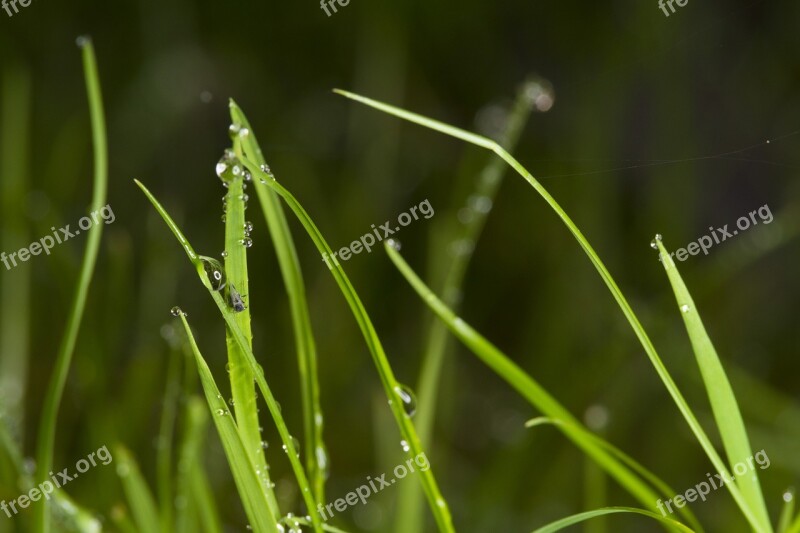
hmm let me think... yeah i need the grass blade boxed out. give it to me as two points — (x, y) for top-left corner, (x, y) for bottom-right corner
(778, 490), (795, 533)
(385, 243), (700, 532)
(230, 100), (327, 504)
(530, 507), (696, 533)
(114, 445), (162, 533)
(33, 38), (109, 533)
(176, 315), (278, 533)
(655, 239), (771, 531)
(221, 129), (281, 517)
(396, 79), (540, 533)
(156, 338), (182, 530)
(135, 179), (323, 532)
(335, 89), (764, 532)
(233, 158), (455, 533)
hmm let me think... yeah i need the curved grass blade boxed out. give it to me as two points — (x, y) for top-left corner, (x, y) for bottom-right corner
(114, 445), (162, 533)
(221, 135), (281, 518)
(396, 78), (539, 533)
(229, 100), (326, 504)
(234, 158), (455, 533)
(655, 240), (771, 531)
(176, 315), (278, 533)
(135, 180), (323, 532)
(524, 416), (698, 525)
(530, 507), (696, 533)
(335, 88), (763, 532)
(385, 244), (700, 532)
(33, 37), (109, 533)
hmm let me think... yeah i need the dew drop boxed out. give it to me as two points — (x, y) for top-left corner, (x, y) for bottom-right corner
(394, 384), (417, 417)
(400, 440), (410, 452)
(240, 237), (253, 248)
(200, 256), (227, 291)
(650, 233), (663, 249)
(221, 214), (226, 223)
(783, 491), (793, 503)
(215, 409), (226, 416)
(221, 250), (228, 258)
(170, 306), (183, 317)
(244, 221), (254, 233)
(386, 238), (402, 251)
(680, 304), (691, 313)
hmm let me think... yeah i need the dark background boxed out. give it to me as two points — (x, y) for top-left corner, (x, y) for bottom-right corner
(1, 0), (798, 531)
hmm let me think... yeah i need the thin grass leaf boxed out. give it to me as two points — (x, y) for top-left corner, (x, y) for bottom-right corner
(135, 180), (323, 532)
(176, 316), (278, 533)
(530, 507), (696, 533)
(232, 158), (455, 533)
(156, 338), (181, 531)
(230, 100), (326, 504)
(114, 445), (162, 533)
(385, 243), (700, 532)
(655, 239), (771, 531)
(778, 489), (795, 533)
(221, 130), (281, 518)
(33, 38), (109, 533)
(192, 468), (223, 533)
(175, 397), (220, 533)
(336, 89), (764, 532)
(396, 78), (539, 533)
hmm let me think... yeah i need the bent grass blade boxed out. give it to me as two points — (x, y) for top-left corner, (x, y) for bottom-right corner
(385, 243), (701, 532)
(135, 180), (323, 533)
(530, 507), (696, 533)
(335, 88), (764, 532)
(34, 38), (109, 533)
(655, 240), (772, 532)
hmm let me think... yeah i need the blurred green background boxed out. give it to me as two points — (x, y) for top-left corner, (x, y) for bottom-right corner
(1, 0), (798, 531)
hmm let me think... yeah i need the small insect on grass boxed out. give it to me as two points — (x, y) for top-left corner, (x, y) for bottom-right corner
(226, 283), (246, 312)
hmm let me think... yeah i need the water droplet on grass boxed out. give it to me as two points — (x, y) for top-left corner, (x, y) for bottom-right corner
(650, 233), (663, 249)
(400, 440), (410, 452)
(200, 257), (227, 291)
(387, 238), (401, 251)
(680, 304), (691, 313)
(394, 384), (417, 417)
(170, 306), (183, 317)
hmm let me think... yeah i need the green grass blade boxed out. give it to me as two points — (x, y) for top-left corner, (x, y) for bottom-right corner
(156, 340), (182, 531)
(175, 396), (220, 533)
(385, 243), (698, 532)
(192, 468), (223, 533)
(787, 510), (800, 533)
(232, 159), (455, 533)
(396, 79), (539, 533)
(655, 240), (771, 531)
(336, 89), (763, 532)
(0, 64), (32, 441)
(230, 100), (326, 504)
(114, 445), (162, 533)
(135, 179), (323, 532)
(778, 490), (795, 533)
(530, 507), (696, 533)
(222, 133), (281, 518)
(33, 38), (109, 533)
(176, 315), (278, 533)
